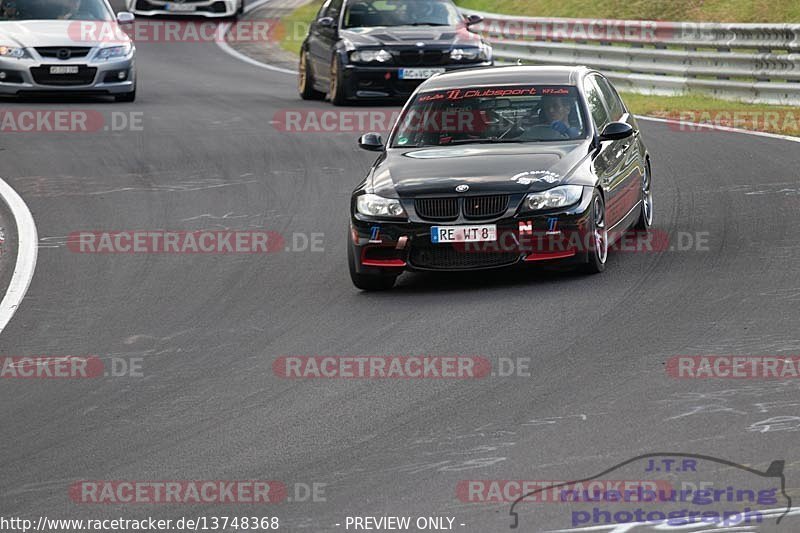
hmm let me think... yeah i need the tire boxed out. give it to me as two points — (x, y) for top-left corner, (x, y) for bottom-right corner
(582, 190), (608, 274)
(115, 88), (136, 103)
(348, 242), (397, 291)
(328, 55), (347, 106)
(634, 160), (654, 230)
(298, 49), (325, 101)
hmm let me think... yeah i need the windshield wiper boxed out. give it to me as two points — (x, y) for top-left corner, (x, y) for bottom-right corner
(447, 137), (531, 145)
(405, 22), (450, 26)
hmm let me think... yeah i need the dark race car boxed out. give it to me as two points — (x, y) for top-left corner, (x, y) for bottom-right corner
(298, 0), (492, 105)
(348, 66), (654, 290)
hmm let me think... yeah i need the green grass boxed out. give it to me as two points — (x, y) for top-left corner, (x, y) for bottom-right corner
(455, 0), (800, 23)
(280, 1), (322, 56)
(621, 92), (800, 136)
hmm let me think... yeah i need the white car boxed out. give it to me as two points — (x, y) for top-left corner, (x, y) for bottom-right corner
(0, 0), (137, 101)
(126, 0), (243, 18)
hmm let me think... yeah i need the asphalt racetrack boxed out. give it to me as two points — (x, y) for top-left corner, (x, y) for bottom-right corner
(1, 1), (799, 531)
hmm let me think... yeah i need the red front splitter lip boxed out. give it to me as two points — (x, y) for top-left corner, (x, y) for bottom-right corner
(523, 249), (577, 262)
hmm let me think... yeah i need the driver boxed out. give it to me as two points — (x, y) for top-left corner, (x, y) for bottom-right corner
(57, 0), (86, 19)
(540, 95), (581, 137)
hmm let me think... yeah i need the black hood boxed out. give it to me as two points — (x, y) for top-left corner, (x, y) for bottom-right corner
(370, 142), (594, 197)
(340, 25), (483, 48)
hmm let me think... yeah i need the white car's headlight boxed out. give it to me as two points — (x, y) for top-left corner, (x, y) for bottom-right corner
(356, 194), (406, 218)
(350, 49), (392, 63)
(0, 46), (28, 59)
(96, 43), (132, 60)
(523, 185), (583, 211)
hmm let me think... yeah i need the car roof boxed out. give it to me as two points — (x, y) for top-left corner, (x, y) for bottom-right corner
(419, 66), (593, 92)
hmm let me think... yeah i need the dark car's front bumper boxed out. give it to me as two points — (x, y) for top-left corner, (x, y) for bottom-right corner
(349, 189), (595, 275)
(340, 61), (493, 101)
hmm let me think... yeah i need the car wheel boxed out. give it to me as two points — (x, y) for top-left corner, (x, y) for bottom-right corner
(348, 241), (397, 291)
(583, 191), (608, 274)
(634, 160), (653, 230)
(328, 55), (347, 106)
(299, 50), (325, 100)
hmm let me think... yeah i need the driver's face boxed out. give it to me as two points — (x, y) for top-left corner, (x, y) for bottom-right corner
(542, 98), (570, 123)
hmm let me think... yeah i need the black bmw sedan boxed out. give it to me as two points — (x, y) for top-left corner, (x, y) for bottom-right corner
(348, 66), (654, 290)
(298, 0), (492, 105)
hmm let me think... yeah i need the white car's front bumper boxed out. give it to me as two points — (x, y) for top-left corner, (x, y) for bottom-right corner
(0, 47), (136, 97)
(128, 0), (240, 18)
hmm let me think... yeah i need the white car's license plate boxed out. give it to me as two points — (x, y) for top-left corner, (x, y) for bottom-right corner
(165, 2), (196, 10)
(431, 225), (497, 244)
(399, 68), (445, 80)
(49, 66), (79, 75)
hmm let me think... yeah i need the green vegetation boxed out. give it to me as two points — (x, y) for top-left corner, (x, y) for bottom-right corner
(621, 92), (799, 137)
(455, 0), (800, 23)
(280, 1), (322, 56)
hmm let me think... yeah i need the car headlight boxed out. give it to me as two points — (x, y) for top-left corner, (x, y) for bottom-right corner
(0, 46), (28, 59)
(96, 43), (132, 60)
(356, 194), (406, 218)
(450, 43), (491, 62)
(523, 185), (583, 212)
(350, 49), (392, 63)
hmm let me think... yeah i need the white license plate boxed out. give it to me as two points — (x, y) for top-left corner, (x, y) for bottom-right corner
(431, 225), (497, 244)
(399, 68), (445, 80)
(49, 66), (79, 75)
(165, 2), (196, 10)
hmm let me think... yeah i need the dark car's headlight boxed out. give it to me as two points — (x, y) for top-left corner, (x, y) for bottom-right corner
(356, 194), (406, 218)
(350, 49), (392, 63)
(522, 185), (583, 212)
(450, 43), (491, 62)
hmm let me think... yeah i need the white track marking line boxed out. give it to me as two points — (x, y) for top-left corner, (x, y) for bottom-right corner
(637, 115), (800, 144)
(216, 38), (297, 75)
(0, 176), (38, 334)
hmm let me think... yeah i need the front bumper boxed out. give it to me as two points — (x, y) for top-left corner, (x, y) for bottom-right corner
(349, 189), (594, 275)
(129, 0), (238, 17)
(340, 61), (493, 100)
(0, 53), (135, 97)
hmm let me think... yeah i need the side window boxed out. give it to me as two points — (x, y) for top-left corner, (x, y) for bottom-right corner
(582, 77), (610, 131)
(593, 76), (625, 122)
(325, 0), (344, 20)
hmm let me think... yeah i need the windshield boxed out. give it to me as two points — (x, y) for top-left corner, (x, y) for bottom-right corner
(342, 0), (462, 29)
(0, 0), (114, 21)
(390, 85), (589, 148)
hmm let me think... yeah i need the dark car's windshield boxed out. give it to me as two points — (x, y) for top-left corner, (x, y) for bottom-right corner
(342, 0), (462, 29)
(390, 85), (589, 148)
(0, 0), (114, 21)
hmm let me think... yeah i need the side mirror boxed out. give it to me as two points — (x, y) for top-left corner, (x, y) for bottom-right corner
(317, 16), (336, 28)
(465, 14), (483, 26)
(358, 132), (384, 152)
(116, 11), (135, 24)
(599, 121), (634, 141)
